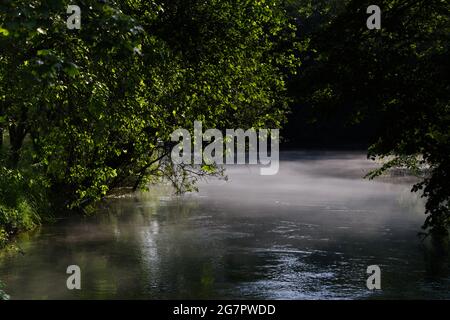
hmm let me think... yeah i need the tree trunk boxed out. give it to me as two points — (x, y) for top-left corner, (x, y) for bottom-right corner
(8, 124), (26, 168)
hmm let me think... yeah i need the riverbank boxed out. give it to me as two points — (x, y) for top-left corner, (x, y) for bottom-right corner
(0, 167), (42, 248)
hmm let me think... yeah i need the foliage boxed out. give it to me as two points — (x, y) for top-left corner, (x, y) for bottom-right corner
(290, 0), (449, 236)
(0, 166), (43, 246)
(0, 280), (10, 300)
(0, 0), (298, 235)
(3, 0), (446, 240)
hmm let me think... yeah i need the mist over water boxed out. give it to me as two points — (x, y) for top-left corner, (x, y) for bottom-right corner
(1, 151), (449, 299)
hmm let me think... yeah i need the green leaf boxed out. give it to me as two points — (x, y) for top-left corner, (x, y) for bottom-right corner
(0, 27), (9, 36)
(63, 63), (80, 77)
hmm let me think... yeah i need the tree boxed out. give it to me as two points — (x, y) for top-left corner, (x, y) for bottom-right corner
(0, 0), (298, 227)
(290, 0), (449, 236)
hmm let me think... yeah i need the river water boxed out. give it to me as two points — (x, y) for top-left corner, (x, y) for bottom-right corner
(1, 151), (449, 299)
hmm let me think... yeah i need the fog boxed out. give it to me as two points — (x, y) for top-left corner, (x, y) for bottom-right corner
(1, 151), (449, 300)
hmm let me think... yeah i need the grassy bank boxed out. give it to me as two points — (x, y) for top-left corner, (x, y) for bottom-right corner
(0, 166), (45, 248)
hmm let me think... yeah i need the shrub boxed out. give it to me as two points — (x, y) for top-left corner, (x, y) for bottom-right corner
(0, 166), (42, 247)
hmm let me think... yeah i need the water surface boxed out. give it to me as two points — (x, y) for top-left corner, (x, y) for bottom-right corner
(1, 151), (449, 299)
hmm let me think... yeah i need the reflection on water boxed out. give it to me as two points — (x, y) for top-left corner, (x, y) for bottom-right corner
(0, 151), (449, 299)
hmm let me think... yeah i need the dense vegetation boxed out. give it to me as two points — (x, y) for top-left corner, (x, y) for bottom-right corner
(288, 0), (449, 236)
(0, 0), (298, 245)
(0, 0), (448, 246)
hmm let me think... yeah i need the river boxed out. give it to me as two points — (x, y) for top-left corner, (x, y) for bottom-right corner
(1, 151), (449, 299)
